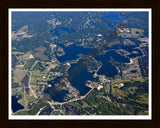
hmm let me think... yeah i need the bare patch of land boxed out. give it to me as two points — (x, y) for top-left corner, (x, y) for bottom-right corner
(34, 47), (48, 60)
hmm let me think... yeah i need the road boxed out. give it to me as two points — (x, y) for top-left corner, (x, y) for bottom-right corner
(36, 106), (46, 115)
(28, 71), (38, 99)
(30, 60), (38, 70)
(47, 80), (109, 107)
(48, 86), (96, 106)
(28, 60), (39, 99)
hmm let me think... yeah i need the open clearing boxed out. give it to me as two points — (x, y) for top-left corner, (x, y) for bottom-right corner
(131, 28), (144, 37)
(34, 47), (48, 60)
(13, 69), (27, 84)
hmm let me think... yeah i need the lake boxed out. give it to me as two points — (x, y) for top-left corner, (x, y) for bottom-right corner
(68, 63), (96, 96)
(50, 27), (75, 37)
(44, 87), (69, 102)
(45, 13), (142, 102)
(57, 43), (92, 63)
(44, 43), (130, 101)
(12, 96), (24, 113)
(95, 50), (130, 77)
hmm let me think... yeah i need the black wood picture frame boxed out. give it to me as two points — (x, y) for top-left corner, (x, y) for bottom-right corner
(0, 0), (159, 128)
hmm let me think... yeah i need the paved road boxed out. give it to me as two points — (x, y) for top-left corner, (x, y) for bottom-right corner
(48, 86), (96, 106)
(28, 60), (38, 99)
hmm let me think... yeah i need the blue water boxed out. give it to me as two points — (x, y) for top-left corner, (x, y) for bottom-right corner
(120, 45), (143, 58)
(44, 47), (130, 100)
(101, 12), (125, 28)
(50, 27), (75, 37)
(131, 70), (137, 73)
(44, 77), (69, 102)
(57, 43), (92, 63)
(107, 50), (130, 63)
(45, 13), (143, 102)
(44, 87), (68, 102)
(17, 35), (23, 37)
(89, 21), (94, 25)
(68, 63), (96, 96)
(12, 96), (24, 113)
(108, 23), (114, 27)
(45, 63), (97, 97)
(95, 50), (130, 77)
(101, 12), (121, 20)
(127, 49), (143, 58)
(112, 38), (143, 58)
(50, 27), (91, 63)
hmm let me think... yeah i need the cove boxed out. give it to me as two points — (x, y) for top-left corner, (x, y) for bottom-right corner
(96, 50), (130, 77)
(12, 96), (24, 113)
(68, 63), (96, 96)
(50, 27), (75, 37)
(57, 43), (92, 63)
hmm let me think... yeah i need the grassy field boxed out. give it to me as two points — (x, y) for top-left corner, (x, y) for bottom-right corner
(12, 51), (24, 55)
(136, 94), (148, 104)
(13, 70), (27, 84)
(112, 87), (127, 97)
(123, 39), (136, 46)
(112, 78), (146, 84)
(15, 110), (29, 115)
(30, 69), (48, 85)
(118, 33), (132, 38)
(131, 28), (144, 37)
(106, 83), (110, 94)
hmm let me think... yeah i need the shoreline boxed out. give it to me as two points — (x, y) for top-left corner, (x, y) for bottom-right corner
(127, 58), (133, 64)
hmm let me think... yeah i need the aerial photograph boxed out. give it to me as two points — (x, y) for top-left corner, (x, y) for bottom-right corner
(9, 9), (151, 119)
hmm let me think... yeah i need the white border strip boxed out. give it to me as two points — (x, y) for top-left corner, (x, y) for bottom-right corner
(9, 115), (151, 120)
(9, 8), (151, 12)
(9, 8), (152, 120)
(149, 8), (152, 119)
